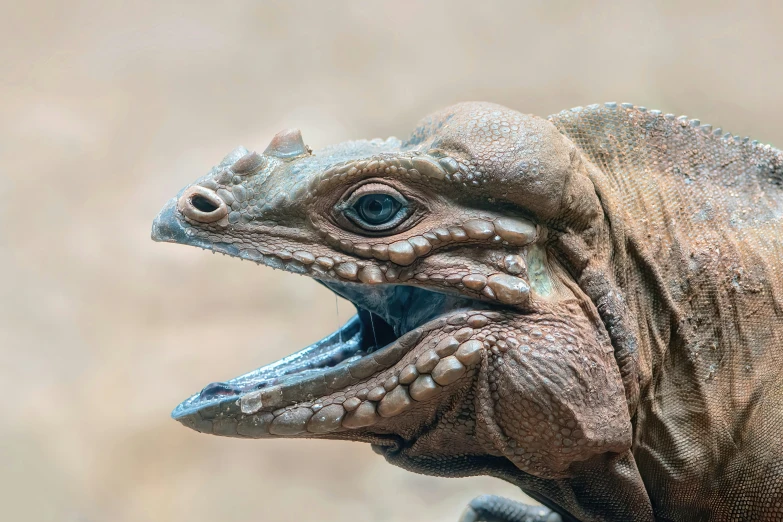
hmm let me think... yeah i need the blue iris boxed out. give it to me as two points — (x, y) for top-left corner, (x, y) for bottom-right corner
(354, 193), (401, 225)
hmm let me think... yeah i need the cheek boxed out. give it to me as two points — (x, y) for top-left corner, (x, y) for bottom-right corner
(476, 312), (632, 479)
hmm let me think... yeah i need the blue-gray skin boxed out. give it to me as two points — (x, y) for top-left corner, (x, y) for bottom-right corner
(152, 102), (783, 521)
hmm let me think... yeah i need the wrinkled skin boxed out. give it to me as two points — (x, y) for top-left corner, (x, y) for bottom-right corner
(152, 102), (783, 521)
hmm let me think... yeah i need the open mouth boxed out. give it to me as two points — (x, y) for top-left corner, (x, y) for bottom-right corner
(171, 281), (484, 434)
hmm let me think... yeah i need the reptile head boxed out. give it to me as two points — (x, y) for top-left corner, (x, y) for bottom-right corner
(152, 102), (632, 480)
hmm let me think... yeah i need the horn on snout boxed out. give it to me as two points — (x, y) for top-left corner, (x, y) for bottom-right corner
(264, 129), (310, 160)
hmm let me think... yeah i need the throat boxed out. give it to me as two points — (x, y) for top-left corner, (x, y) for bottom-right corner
(357, 308), (396, 353)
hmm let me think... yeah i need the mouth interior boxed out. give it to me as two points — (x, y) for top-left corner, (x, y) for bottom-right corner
(173, 282), (481, 419)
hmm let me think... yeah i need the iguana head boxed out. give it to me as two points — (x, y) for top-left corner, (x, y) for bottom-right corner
(152, 102), (632, 481)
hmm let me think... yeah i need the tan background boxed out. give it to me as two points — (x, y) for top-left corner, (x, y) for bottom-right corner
(3, 1), (782, 521)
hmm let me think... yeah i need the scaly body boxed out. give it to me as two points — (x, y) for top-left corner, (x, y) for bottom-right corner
(152, 102), (783, 521)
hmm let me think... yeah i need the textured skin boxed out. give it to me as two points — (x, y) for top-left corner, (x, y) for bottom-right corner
(152, 102), (783, 521)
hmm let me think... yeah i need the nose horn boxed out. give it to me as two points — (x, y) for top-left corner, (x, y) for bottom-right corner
(263, 128), (309, 159)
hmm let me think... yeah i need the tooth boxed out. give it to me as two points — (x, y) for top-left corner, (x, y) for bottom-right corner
(462, 274), (488, 291)
(409, 375), (440, 401)
(453, 327), (475, 342)
(463, 219), (495, 239)
(306, 404), (346, 433)
(434, 337), (460, 357)
(388, 241), (417, 266)
(455, 340), (484, 366)
(358, 265), (384, 284)
(431, 356), (466, 386)
(335, 262), (359, 280)
(269, 408), (313, 436)
(377, 386), (413, 417)
(342, 401), (378, 428)
(398, 365), (418, 384)
(493, 218), (537, 245)
(487, 274), (531, 305)
(407, 236), (432, 256)
(237, 412), (274, 437)
(415, 349), (440, 373)
(367, 386), (387, 401)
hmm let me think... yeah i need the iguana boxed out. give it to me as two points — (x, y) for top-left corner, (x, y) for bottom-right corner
(151, 102), (783, 522)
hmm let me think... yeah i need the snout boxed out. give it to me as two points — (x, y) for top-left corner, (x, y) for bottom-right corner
(177, 186), (228, 223)
(151, 198), (187, 243)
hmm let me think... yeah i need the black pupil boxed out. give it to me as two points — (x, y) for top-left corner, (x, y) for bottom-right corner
(355, 194), (399, 225)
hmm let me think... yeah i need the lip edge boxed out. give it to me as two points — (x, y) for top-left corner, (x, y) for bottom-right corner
(169, 303), (483, 423)
(170, 313), (367, 420)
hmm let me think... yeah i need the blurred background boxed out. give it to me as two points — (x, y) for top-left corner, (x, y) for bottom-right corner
(3, 1), (782, 521)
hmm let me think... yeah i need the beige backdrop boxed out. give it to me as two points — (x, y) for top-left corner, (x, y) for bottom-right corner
(3, 1), (783, 521)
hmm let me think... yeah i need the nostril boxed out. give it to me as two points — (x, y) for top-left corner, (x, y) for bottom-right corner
(191, 194), (219, 213)
(177, 185), (228, 223)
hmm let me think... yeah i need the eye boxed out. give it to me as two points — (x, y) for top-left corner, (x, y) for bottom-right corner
(355, 194), (400, 225)
(340, 183), (411, 232)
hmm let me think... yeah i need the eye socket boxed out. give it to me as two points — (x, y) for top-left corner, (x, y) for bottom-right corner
(339, 183), (411, 233)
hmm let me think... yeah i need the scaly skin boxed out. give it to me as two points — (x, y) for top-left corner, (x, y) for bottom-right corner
(152, 102), (783, 521)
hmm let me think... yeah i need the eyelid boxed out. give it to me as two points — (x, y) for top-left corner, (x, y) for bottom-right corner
(342, 182), (408, 207)
(337, 181), (414, 234)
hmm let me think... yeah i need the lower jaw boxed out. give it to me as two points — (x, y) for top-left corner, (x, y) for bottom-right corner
(172, 306), (502, 439)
